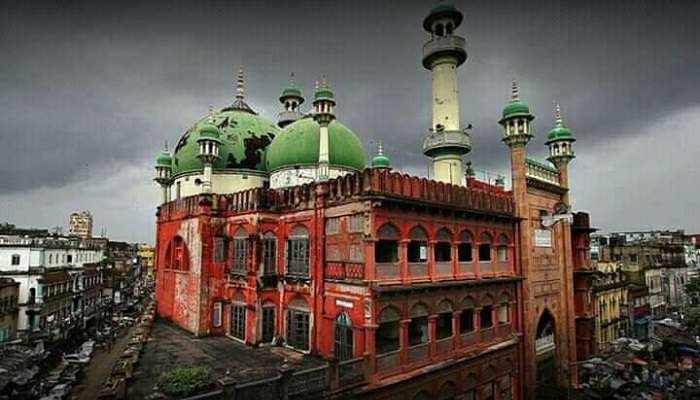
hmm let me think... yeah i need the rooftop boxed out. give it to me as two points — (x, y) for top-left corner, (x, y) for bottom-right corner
(129, 319), (326, 399)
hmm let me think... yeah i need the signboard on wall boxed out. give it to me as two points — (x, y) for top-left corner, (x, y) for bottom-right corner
(534, 229), (552, 247)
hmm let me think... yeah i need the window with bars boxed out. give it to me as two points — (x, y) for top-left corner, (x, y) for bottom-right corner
(232, 239), (247, 274)
(262, 234), (277, 275)
(230, 303), (246, 340)
(286, 309), (310, 351)
(348, 214), (364, 232)
(262, 306), (275, 342)
(214, 237), (227, 263)
(286, 239), (309, 277)
(325, 218), (340, 235)
(334, 313), (353, 361)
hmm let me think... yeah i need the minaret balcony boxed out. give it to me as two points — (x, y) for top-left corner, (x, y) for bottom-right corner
(422, 35), (467, 68)
(278, 110), (303, 125)
(423, 130), (471, 156)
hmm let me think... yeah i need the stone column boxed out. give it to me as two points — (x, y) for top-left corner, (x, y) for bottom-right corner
(475, 307), (482, 346)
(428, 315), (438, 357)
(453, 310), (462, 349)
(399, 240), (409, 283)
(399, 319), (410, 365)
(428, 240), (437, 280)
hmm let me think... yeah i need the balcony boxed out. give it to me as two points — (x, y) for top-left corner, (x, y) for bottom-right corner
(325, 262), (364, 280)
(376, 350), (400, 373)
(422, 35), (467, 68)
(480, 327), (494, 343)
(423, 130), (471, 157)
(436, 337), (453, 355)
(496, 323), (512, 337)
(408, 343), (429, 362)
(375, 262), (399, 279)
(460, 331), (476, 347)
(435, 261), (452, 276)
(408, 262), (428, 279)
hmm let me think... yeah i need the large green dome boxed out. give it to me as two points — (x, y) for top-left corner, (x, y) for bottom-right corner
(266, 117), (365, 172)
(172, 109), (279, 176)
(547, 126), (573, 141)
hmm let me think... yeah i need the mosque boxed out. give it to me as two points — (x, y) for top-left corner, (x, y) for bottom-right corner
(153, 3), (595, 399)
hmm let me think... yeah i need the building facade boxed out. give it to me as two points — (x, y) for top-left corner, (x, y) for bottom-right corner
(0, 277), (20, 342)
(68, 211), (93, 239)
(592, 262), (628, 351)
(0, 234), (105, 341)
(153, 4), (587, 399)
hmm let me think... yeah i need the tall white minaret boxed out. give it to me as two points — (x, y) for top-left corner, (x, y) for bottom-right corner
(421, 4), (471, 185)
(313, 77), (336, 181)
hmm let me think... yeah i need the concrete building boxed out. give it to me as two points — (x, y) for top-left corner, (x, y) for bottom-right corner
(152, 4), (590, 399)
(0, 277), (20, 342)
(68, 211), (93, 238)
(137, 243), (155, 277)
(0, 234), (105, 341)
(592, 262), (628, 351)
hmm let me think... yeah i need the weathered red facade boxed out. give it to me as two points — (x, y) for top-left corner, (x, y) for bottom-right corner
(155, 164), (589, 399)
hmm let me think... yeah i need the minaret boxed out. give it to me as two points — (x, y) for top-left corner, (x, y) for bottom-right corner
(154, 142), (173, 204)
(499, 79), (534, 217)
(196, 107), (222, 194)
(546, 103), (576, 203)
(225, 65), (256, 114)
(278, 73), (305, 128)
(371, 141), (392, 170)
(421, 3), (470, 185)
(313, 77), (336, 181)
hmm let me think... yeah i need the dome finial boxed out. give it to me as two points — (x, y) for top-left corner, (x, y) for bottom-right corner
(511, 79), (519, 100)
(236, 65), (245, 101)
(377, 141), (385, 156)
(164, 140), (169, 152)
(207, 105), (215, 124)
(554, 103), (563, 127)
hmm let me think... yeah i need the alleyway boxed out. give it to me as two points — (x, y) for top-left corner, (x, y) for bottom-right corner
(69, 327), (134, 400)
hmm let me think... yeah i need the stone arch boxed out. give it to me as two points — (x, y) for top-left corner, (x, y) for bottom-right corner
(536, 308), (558, 398)
(164, 235), (189, 271)
(377, 223), (400, 240)
(409, 225), (428, 241)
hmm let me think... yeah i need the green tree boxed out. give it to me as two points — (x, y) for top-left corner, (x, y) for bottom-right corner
(159, 366), (212, 397)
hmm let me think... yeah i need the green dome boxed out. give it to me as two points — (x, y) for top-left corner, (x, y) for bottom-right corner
(371, 154), (391, 168)
(502, 99), (532, 119)
(281, 86), (303, 100)
(266, 117), (365, 172)
(172, 109), (279, 176)
(197, 122), (221, 140)
(314, 88), (335, 102)
(156, 152), (172, 167)
(547, 126), (574, 142)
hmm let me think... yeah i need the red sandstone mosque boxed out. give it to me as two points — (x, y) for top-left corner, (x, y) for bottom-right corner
(153, 4), (596, 399)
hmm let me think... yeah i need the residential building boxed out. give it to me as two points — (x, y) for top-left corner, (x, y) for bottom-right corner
(137, 243), (155, 277)
(572, 212), (597, 360)
(152, 4), (588, 399)
(592, 262), (628, 351)
(0, 278), (20, 342)
(68, 211), (93, 238)
(627, 283), (651, 339)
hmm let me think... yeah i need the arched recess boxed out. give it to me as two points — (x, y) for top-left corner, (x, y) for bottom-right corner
(478, 232), (493, 262)
(408, 226), (428, 263)
(334, 312), (353, 361)
(436, 299), (454, 339)
(409, 302), (429, 345)
(287, 225), (310, 277)
(286, 296), (310, 351)
(232, 227), (248, 273)
(458, 230), (473, 263)
(535, 308), (559, 399)
(375, 223), (400, 263)
(376, 306), (400, 354)
(164, 236), (189, 271)
(435, 228), (452, 263)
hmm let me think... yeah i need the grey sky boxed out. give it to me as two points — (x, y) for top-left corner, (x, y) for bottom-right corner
(1, 0), (699, 243)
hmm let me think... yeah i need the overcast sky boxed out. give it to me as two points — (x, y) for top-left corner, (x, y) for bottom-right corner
(1, 0), (698, 243)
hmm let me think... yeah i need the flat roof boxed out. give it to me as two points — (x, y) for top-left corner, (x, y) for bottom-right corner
(129, 320), (326, 398)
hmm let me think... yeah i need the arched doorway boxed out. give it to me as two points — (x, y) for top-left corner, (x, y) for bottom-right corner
(535, 309), (560, 399)
(334, 312), (353, 360)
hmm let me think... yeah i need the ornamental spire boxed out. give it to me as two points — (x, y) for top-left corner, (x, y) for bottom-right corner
(208, 105), (215, 124)
(164, 140), (169, 152)
(235, 65), (245, 101)
(377, 141), (385, 156)
(554, 103), (563, 127)
(511, 79), (520, 100)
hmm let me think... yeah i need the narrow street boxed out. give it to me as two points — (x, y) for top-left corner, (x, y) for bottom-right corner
(69, 326), (134, 400)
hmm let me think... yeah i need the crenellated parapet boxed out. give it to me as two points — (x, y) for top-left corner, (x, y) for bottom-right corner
(157, 168), (515, 220)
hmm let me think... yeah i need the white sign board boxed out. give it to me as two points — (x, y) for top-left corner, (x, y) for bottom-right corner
(534, 229), (552, 247)
(336, 299), (354, 309)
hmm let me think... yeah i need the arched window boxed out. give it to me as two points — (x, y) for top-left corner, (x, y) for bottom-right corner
(287, 225), (310, 277)
(481, 296), (494, 328)
(334, 312), (353, 361)
(261, 301), (275, 343)
(376, 306), (400, 354)
(460, 297), (475, 333)
(436, 300), (454, 339)
(479, 233), (492, 262)
(497, 234), (509, 262)
(435, 228), (452, 262)
(409, 303), (429, 345)
(49, 254), (53, 264)
(435, 23), (444, 37)
(458, 230), (473, 262)
(230, 293), (246, 341)
(262, 231), (277, 276)
(11, 254), (20, 266)
(375, 223), (399, 263)
(498, 294), (510, 324)
(286, 297), (310, 351)
(232, 227), (248, 274)
(408, 226), (428, 263)
(165, 236), (189, 271)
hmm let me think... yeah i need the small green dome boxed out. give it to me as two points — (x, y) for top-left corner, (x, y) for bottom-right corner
(281, 86), (303, 99)
(502, 99), (532, 119)
(156, 152), (172, 167)
(547, 126), (574, 141)
(314, 87), (335, 102)
(371, 154), (391, 168)
(172, 109), (279, 176)
(197, 122), (221, 140)
(266, 117), (365, 172)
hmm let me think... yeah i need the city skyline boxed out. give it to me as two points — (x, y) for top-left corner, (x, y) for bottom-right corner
(1, 0), (699, 243)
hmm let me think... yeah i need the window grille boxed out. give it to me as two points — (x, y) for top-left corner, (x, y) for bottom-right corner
(230, 303), (246, 340)
(286, 309), (310, 350)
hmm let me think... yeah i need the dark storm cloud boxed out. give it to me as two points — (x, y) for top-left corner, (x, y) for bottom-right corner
(1, 0), (699, 240)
